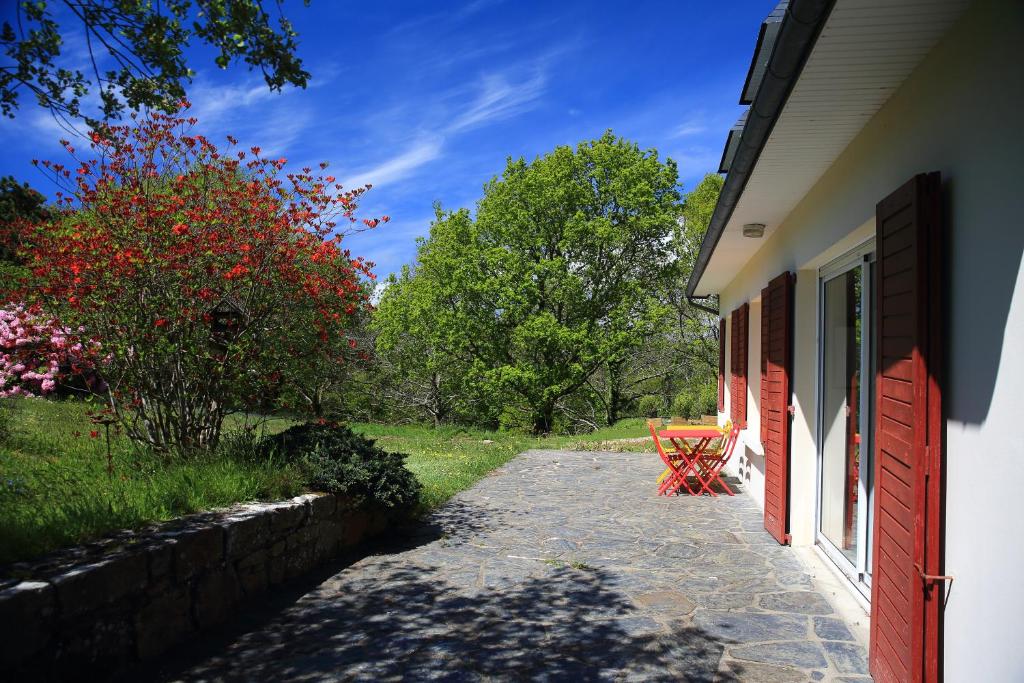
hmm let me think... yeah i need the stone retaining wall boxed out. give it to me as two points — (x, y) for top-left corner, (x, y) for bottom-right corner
(0, 493), (392, 680)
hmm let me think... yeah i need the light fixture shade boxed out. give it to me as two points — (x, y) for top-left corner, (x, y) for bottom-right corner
(743, 223), (766, 238)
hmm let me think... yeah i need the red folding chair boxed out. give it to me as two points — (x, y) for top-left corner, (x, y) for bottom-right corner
(691, 422), (741, 496)
(647, 420), (696, 495)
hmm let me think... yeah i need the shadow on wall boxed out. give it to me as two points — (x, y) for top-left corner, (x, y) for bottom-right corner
(942, 176), (1024, 426)
(737, 445), (765, 488)
(129, 500), (752, 682)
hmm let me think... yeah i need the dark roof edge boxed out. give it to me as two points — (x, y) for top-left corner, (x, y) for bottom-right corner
(738, 22), (771, 105)
(686, 0), (836, 300)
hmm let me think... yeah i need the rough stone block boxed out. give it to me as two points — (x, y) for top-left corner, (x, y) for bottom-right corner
(270, 501), (308, 538)
(193, 566), (242, 629)
(633, 590), (696, 615)
(285, 542), (317, 579)
(285, 526), (318, 578)
(144, 539), (176, 592)
(287, 523), (319, 550)
(135, 586), (192, 659)
(224, 513), (270, 560)
(822, 640), (870, 675)
(310, 493), (336, 519)
(342, 510), (371, 546)
(730, 641), (828, 669)
(173, 525), (224, 580)
(55, 611), (135, 674)
(813, 616), (855, 642)
(334, 494), (357, 513)
(758, 590), (834, 615)
(316, 520), (345, 561)
(368, 510), (389, 536)
(51, 552), (148, 617)
(268, 553), (287, 586)
(0, 581), (56, 663)
(235, 550), (269, 596)
(693, 611), (808, 643)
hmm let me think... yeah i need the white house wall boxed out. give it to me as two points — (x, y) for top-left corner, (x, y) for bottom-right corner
(715, 1), (1024, 680)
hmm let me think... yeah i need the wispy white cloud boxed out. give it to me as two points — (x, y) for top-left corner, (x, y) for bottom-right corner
(335, 61), (550, 190)
(671, 121), (707, 138)
(188, 82), (278, 124)
(341, 137), (444, 189)
(447, 71), (546, 133)
(670, 146), (723, 184)
(180, 74), (322, 158)
(455, 0), (507, 19)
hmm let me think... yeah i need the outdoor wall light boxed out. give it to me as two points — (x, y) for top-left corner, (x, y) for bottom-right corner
(742, 223), (766, 238)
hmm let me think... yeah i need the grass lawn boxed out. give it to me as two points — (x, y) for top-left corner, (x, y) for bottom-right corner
(0, 399), (653, 565)
(355, 420), (653, 511)
(0, 400), (303, 565)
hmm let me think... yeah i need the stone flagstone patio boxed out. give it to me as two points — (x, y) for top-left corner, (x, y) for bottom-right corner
(142, 450), (872, 682)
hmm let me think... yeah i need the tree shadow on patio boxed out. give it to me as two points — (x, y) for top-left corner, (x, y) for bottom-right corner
(131, 507), (752, 682)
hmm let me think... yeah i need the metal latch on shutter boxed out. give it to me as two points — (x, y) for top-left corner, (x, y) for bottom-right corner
(914, 564), (953, 584)
(915, 562), (954, 606)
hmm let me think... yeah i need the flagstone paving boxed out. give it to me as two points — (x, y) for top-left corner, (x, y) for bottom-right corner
(146, 450), (871, 682)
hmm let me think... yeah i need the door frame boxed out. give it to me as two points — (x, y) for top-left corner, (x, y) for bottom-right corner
(814, 238), (876, 598)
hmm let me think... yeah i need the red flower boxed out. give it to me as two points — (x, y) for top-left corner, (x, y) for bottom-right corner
(172, 223), (189, 236)
(154, 318), (168, 327)
(89, 430), (99, 439)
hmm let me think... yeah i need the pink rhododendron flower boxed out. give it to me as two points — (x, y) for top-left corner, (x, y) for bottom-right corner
(0, 303), (99, 398)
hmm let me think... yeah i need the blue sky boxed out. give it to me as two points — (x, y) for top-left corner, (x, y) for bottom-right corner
(0, 0), (774, 279)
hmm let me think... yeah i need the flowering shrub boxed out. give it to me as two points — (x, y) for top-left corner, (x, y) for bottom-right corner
(0, 303), (92, 398)
(18, 105), (384, 451)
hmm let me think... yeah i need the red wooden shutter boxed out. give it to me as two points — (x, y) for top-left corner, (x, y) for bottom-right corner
(870, 172), (944, 683)
(729, 304), (748, 427)
(760, 290), (769, 446)
(761, 272), (794, 545)
(718, 318), (726, 412)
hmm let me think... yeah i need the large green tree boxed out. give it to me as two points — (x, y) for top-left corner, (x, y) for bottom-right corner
(1, 1), (311, 124)
(403, 132), (680, 433)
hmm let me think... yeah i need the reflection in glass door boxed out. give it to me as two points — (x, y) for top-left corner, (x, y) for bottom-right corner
(818, 249), (874, 593)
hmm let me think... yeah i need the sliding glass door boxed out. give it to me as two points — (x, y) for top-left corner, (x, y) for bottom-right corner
(818, 245), (875, 595)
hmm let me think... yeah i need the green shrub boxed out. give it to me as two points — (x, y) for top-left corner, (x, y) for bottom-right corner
(637, 395), (662, 419)
(671, 392), (694, 420)
(672, 382), (718, 420)
(696, 382), (718, 417)
(266, 422), (421, 509)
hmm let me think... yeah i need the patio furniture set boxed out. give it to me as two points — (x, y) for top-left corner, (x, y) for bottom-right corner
(647, 420), (741, 496)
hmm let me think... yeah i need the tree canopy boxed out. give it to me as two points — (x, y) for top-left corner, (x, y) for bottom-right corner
(1, 0), (311, 125)
(375, 132), (682, 433)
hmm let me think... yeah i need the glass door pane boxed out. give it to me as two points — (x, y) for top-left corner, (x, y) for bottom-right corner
(820, 266), (863, 565)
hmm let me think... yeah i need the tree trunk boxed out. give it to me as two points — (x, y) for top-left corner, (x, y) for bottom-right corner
(533, 403), (555, 435)
(309, 388), (324, 419)
(429, 371), (446, 427)
(606, 360), (623, 426)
